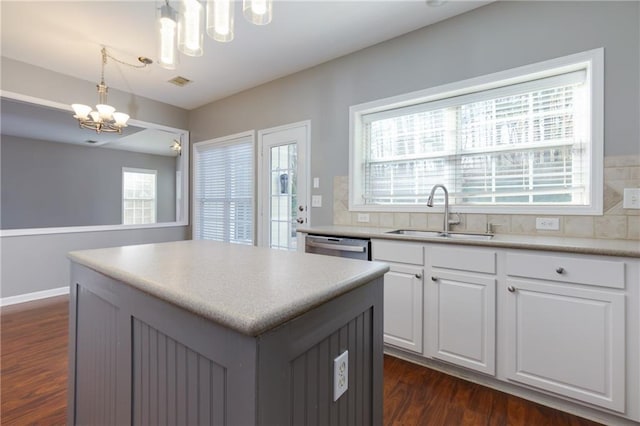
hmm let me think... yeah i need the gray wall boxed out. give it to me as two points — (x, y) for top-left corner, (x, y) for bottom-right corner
(0, 59), (189, 299)
(1, 135), (177, 229)
(188, 1), (640, 226)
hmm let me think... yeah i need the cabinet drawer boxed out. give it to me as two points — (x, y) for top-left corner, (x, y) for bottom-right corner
(430, 246), (496, 274)
(506, 252), (625, 289)
(373, 240), (423, 265)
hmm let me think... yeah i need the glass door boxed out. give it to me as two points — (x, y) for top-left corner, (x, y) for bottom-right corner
(259, 122), (309, 250)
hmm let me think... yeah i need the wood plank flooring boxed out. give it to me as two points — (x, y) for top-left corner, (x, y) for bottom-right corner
(1, 296), (601, 425)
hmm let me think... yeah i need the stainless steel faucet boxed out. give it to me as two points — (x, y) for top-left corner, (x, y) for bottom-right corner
(426, 184), (459, 235)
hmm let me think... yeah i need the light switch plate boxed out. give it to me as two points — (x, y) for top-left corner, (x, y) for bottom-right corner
(313, 177), (320, 189)
(311, 195), (322, 207)
(623, 188), (640, 209)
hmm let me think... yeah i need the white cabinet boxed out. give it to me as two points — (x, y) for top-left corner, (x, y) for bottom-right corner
(504, 252), (627, 413)
(426, 245), (497, 375)
(372, 240), (424, 353)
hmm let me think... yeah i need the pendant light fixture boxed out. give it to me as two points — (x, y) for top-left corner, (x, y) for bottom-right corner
(157, 0), (273, 67)
(178, 0), (204, 56)
(206, 0), (234, 42)
(243, 0), (273, 25)
(71, 48), (132, 134)
(158, 1), (178, 69)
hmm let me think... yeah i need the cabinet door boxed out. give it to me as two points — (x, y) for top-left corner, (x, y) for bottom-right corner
(383, 264), (423, 353)
(427, 270), (496, 375)
(504, 279), (625, 412)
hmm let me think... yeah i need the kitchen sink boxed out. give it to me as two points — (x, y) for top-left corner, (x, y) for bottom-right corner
(386, 229), (494, 241)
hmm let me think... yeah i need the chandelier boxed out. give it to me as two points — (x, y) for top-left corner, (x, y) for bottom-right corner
(157, 0), (273, 69)
(71, 48), (150, 134)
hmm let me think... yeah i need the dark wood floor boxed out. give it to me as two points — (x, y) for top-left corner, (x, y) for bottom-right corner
(1, 296), (601, 426)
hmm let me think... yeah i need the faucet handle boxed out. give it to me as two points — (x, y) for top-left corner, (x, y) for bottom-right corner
(486, 222), (502, 234)
(448, 212), (461, 226)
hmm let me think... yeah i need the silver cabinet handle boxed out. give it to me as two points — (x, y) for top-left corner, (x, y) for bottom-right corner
(431, 276), (438, 282)
(507, 285), (516, 292)
(556, 267), (565, 274)
(415, 273), (422, 279)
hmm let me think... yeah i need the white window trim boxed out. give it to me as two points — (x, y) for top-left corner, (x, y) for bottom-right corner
(122, 167), (158, 225)
(349, 48), (604, 215)
(191, 130), (256, 242)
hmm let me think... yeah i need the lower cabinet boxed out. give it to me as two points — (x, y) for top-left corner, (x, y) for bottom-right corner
(428, 270), (496, 375)
(382, 263), (424, 353)
(425, 245), (497, 375)
(372, 240), (424, 354)
(504, 279), (626, 412)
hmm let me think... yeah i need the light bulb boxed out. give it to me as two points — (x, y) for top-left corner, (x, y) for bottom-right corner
(179, 0), (204, 56)
(113, 112), (130, 127)
(96, 104), (115, 120)
(207, 0), (234, 42)
(89, 111), (101, 122)
(71, 104), (92, 120)
(243, 0), (272, 25)
(158, 4), (178, 69)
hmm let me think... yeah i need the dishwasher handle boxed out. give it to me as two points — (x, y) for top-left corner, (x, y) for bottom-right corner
(306, 240), (366, 253)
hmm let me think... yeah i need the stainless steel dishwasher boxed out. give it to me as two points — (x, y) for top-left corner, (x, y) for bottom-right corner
(304, 235), (371, 260)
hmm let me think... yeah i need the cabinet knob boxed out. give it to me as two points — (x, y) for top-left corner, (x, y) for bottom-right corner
(556, 267), (565, 274)
(507, 285), (516, 293)
(431, 276), (438, 282)
(415, 273), (422, 279)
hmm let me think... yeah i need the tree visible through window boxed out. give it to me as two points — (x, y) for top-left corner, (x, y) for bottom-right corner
(122, 168), (157, 225)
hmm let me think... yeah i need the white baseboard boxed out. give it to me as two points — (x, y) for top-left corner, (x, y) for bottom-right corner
(0, 286), (69, 307)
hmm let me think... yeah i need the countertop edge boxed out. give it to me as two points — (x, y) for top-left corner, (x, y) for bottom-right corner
(297, 226), (640, 258)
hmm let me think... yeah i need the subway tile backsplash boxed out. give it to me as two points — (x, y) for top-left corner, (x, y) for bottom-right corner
(333, 155), (640, 241)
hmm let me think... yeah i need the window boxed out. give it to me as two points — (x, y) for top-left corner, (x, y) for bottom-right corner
(122, 168), (157, 224)
(193, 132), (254, 245)
(350, 49), (603, 215)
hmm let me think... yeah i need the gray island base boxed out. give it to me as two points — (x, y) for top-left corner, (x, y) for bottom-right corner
(67, 240), (388, 425)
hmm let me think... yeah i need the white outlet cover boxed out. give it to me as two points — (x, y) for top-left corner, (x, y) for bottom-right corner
(536, 217), (560, 230)
(357, 213), (370, 223)
(312, 195), (322, 207)
(333, 350), (348, 402)
(623, 188), (640, 209)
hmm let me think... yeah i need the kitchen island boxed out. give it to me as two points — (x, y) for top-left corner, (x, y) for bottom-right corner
(66, 240), (388, 426)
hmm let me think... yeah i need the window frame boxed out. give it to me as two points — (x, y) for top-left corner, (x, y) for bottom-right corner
(191, 130), (256, 245)
(349, 48), (604, 215)
(122, 167), (158, 225)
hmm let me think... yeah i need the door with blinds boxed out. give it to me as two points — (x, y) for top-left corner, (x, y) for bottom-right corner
(258, 122), (309, 250)
(193, 132), (255, 244)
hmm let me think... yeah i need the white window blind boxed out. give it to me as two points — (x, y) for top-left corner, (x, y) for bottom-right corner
(193, 135), (254, 244)
(122, 168), (157, 225)
(350, 49), (603, 214)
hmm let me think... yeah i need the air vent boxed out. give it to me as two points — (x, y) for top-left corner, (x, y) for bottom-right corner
(168, 76), (192, 87)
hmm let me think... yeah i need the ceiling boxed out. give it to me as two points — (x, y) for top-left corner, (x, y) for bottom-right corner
(0, 1), (491, 110)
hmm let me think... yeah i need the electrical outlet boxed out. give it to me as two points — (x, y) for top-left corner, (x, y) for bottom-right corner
(536, 217), (560, 230)
(623, 188), (640, 209)
(333, 350), (348, 402)
(312, 195), (322, 207)
(313, 177), (320, 189)
(357, 213), (370, 223)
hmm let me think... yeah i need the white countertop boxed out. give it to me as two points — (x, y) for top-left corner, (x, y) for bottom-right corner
(298, 225), (640, 258)
(68, 240), (389, 336)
